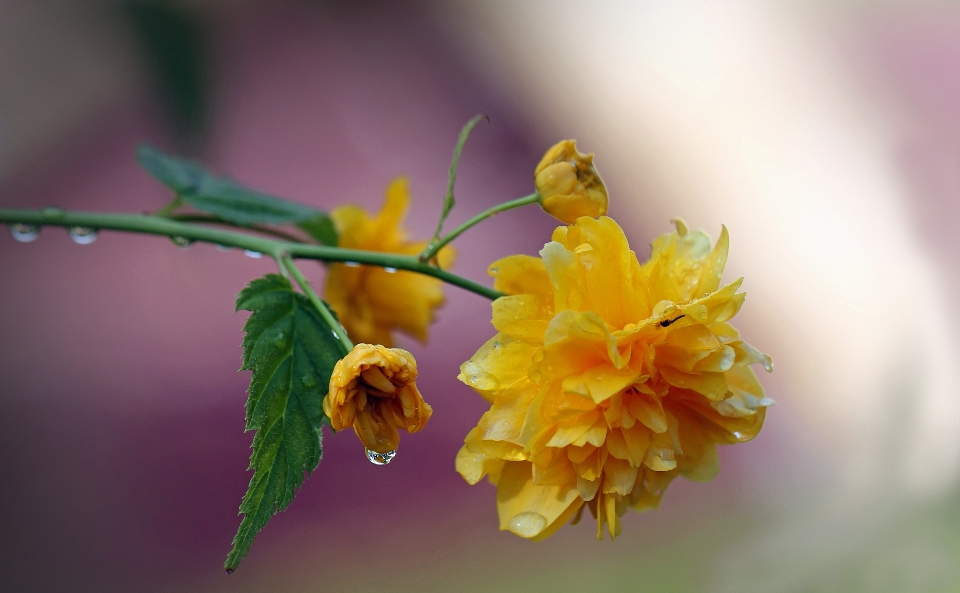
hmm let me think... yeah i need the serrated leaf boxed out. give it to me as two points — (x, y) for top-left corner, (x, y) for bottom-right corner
(225, 274), (348, 572)
(138, 144), (336, 230)
(297, 214), (339, 247)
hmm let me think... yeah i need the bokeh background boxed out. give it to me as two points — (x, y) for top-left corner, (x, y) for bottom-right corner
(1, 1), (959, 591)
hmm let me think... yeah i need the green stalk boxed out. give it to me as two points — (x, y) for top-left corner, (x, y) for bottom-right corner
(280, 254), (354, 352)
(418, 192), (539, 263)
(0, 208), (505, 300)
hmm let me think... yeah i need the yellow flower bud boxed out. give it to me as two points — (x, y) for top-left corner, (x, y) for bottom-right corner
(323, 344), (432, 454)
(534, 140), (608, 224)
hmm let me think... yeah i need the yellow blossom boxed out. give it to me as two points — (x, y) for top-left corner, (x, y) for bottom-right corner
(456, 216), (773, 540)
(326, 178), (455, 347)
(323, 343), (432, 453)
(535, 140), (608, 224)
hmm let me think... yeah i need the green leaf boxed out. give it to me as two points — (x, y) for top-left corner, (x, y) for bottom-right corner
(225, 274), (348, 572)
(138, 144), (337, 231)
(297, 214), (339, 247)
(185, 177), (322, 227)
(137, 144), (207, 194)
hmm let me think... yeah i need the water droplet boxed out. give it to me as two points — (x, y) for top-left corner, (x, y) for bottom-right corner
(301, 374), (317, 388)
(344, 261), (360, 267)
(170, 236), (195, 248)
(225, 568), (234, 575)
(733, 431), (744, 440)
(331, 330), (340, 340)
(10, 223), (40, 242)
(41, 206), (64, 219)
(365, 448), (397, 465)
(273, 333), (285, 349)
(216, 244), (231, 252)
(461, 361), (500, 390)
(244, 250), (262, 258)
(68, 227), (98, 245)
(384, 267), (397, 273)
(508, 512), (548, 537)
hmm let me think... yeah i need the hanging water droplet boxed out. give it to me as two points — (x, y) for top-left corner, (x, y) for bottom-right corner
(301, 374), (317, 388)
(384, 267), (397, 273)
(68, 226), (98, 245)
(344, 261), (360, 267)
(170, 236), (195, 248)
(216, 244), (231, 251)
(733, 431), (744, 440)
(365, 448), (397, 465)
(41, 206), (64, 219)
(225, 569), (234, 575)
(508, 512), (548, 537)
(10, 223), (40, 242)
(244, 250), (262, 258)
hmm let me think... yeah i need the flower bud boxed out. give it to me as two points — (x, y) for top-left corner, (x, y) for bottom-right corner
(534, 140), (608, 224)
(323, 343), (432, 453)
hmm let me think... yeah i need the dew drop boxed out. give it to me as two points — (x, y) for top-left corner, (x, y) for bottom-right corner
(508, 512), (548, 538)
(733, 431), (744, 440)
(170, 236), (195, 248)
(301, 374), (317, 388)
(68, 226), (98, 245)
(225, 569), (234, 575)
(10, 223), (40, 242)
(365, 448), (397, 465)
(384, 267), (397, 273)
(461, 361), (500, 390)
(41, 206), (64, 219)
(216, 244), (231, 252)
(244, 250), (262, 258)
(344, 261), (360, 267)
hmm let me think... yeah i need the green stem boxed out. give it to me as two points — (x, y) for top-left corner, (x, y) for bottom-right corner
(419, 192), (539, 263)
(0, 208), (505, 300)
(168, 214), (308, 243)
(153, 195), (183, 217)
(280, 254), (354, 351)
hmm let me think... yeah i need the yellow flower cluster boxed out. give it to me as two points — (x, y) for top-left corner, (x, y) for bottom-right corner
(324, 343), (432, 454)
(326, 178), (455, 347)
(455, 216), (772, 539)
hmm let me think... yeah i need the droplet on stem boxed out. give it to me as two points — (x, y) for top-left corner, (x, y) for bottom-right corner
(68, 226), (98, 245)
(10, 223), (40, 242)
(365, 448), (397, 465)
(384, 267), (397, 273)
(170, 236), (195, 248)
(244, 250), (262, 258)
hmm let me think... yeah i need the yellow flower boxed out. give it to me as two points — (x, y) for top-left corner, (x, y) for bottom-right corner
(326, 178), (455, 347)
(534, 140), (608, 224)
(456, 217), (772, 540)
(323, 343), (432, 453)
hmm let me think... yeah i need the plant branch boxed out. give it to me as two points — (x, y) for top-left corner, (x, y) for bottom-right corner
(280, 254), (354, 351)
(419, 192), (539, 263)
(168, 213), (309, 243)
(0, 208), (505, 300)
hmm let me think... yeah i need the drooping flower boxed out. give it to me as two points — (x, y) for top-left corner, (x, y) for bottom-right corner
(456, 216), (773, 540)
(326, 178), (455, 347)
(535, 140), (608, 224)
(323, 343), (432, 454)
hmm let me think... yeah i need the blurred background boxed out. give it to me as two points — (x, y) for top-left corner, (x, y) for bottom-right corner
(1, 0), (959, 591)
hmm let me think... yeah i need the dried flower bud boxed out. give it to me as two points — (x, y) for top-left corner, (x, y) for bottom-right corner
(323, 343), (432, 453)
(534, 140), (608, 224)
